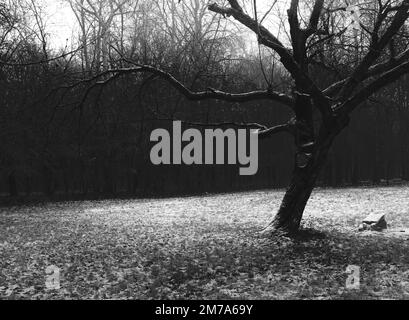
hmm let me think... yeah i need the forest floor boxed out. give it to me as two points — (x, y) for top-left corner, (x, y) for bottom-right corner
(1, 185), (409, 300)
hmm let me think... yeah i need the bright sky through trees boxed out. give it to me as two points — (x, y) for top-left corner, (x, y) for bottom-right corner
(43, 0), (76, 48)
(43, 0), (285, 49)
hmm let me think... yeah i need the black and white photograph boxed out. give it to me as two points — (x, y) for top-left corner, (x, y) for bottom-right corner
(1, 0), (409, 306)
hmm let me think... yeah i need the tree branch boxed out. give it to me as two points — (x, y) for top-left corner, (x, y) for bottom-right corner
(307, 0), (324, 37)
(258, 122), (296, 139)
(343, 60), (409, 113)
(324, 47), (409, 97)
(67, 64), (295, 108)
(338, 0), (409, 100)
(208, 1), (332, 117)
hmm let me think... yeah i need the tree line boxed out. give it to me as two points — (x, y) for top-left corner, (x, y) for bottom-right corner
(1, 0), (408, 205)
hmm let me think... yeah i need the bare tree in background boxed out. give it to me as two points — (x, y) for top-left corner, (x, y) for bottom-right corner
(68, 0), (135, 71)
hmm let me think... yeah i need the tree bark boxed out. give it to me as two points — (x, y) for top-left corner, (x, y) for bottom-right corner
(268, 147), (329, 234)
(265, 116), (349, 235)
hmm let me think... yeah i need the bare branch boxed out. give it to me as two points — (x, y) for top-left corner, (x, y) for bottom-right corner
(343, 60), (409, 113)
(324, 47), (409, 97)
(65, 64), (295, 108)
(338, 0), (409, 100)
(208, 1), (332, 117)
(258, 122), (296, 139)
(0, 46), (84, 66)
(307, 0), (325, 36)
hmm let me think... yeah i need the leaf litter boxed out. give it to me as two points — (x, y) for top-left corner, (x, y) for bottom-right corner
(1, 186), (409, 300)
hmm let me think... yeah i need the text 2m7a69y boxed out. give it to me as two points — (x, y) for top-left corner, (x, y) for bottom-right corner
(198, 305), (253, 316)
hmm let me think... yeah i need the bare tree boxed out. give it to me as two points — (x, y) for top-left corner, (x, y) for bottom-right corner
(59, 0), (409, 235)
(68, 0), (134, 71)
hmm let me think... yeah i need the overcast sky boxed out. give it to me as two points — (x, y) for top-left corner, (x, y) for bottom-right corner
(42, 0), (75, 49)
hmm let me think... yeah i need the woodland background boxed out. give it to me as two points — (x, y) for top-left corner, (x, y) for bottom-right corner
(1, 0), (408, 199)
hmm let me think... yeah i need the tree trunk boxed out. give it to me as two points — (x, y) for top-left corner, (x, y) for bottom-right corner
(265, 118), (347, 235)
(271, 171), (318, 234)
(270, 147), (330, 234)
